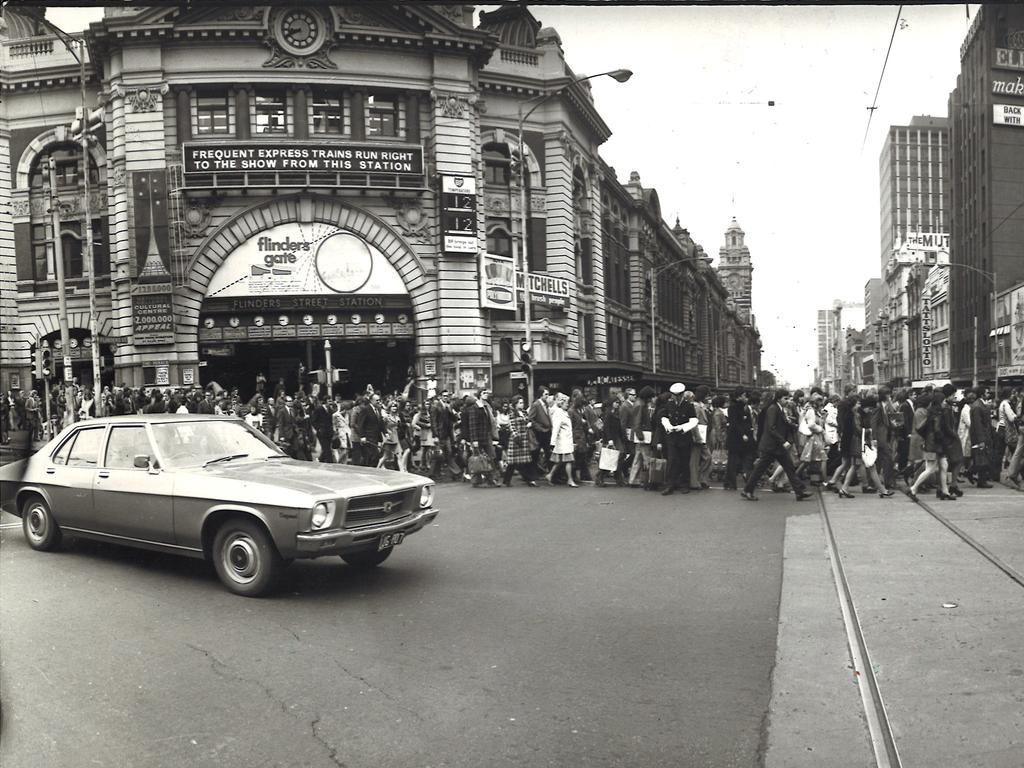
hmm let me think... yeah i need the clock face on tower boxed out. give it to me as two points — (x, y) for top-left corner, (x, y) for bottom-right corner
(274, 8), (326, 56)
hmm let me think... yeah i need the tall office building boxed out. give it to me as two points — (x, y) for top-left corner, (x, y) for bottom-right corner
(816, 309), (836, 391)
(948, 4), (1024, 384)
(876, 116), (949, 384)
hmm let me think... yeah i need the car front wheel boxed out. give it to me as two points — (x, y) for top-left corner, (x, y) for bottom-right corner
(212, 518), (282, 597)
(22, 496), (62, 552)
(341, 547), (393, 569)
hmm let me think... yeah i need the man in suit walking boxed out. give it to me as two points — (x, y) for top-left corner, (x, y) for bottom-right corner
(741, 388), (812, 501)
(528, 387), (553, 471)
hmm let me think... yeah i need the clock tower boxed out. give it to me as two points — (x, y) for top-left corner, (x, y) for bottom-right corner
(716, 218), (753, 324)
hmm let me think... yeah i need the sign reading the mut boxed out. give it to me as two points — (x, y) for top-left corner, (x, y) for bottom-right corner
(905, 232), (950, 251)
(994, 103), (1024, 127)
(183, 143), (424, 175)
(206, 224), (407, 298)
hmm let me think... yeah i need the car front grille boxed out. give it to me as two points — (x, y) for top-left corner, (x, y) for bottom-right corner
(343, 491), (410, 528)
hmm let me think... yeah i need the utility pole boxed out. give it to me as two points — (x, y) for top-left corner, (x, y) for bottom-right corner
(78, 39), (103, 415)
(48, 158), (74, 426)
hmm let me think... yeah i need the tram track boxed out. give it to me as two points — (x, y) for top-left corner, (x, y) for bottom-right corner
(904, 489), (1024, 590)
(816, 490), (902, 768)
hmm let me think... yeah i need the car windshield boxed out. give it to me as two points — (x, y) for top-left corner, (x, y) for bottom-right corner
(150, 419), (283, 468)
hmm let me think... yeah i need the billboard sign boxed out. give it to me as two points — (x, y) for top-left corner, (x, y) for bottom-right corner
(182, 143), (423, 175)
(440, 174), (478, 254)
(993, 103), (1024, 127)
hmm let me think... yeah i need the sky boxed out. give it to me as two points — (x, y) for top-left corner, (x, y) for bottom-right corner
(46, 3), (977, 387)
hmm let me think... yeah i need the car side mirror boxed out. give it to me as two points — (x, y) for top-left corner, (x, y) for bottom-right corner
(133, 454), (150, 469)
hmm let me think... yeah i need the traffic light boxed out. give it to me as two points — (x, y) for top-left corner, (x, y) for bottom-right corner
(41, 344), (52, 379)
(520, 339), (533, 375)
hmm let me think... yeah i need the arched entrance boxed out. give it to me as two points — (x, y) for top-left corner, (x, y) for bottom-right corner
(180, 195), (435, 400)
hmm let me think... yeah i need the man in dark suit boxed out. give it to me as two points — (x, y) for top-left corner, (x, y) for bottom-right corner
(969, 385), (994, 488)
(430, 390), (458, 480)
(311, 396), (334, 463)
(872, 386), (896, 490)
(276, 396), (297, 458)
(528, 387), (553, 471)
(897, 388), (916, 482)
(351, 393), (383, 467)
(742, 389), (811, 501)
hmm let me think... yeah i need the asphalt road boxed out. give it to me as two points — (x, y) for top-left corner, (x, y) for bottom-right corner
(0, 481), (793, 768)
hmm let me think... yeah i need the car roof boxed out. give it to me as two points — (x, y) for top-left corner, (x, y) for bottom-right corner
(69, 414), (241, 425)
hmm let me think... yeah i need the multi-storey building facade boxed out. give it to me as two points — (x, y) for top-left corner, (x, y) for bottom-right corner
(874, 115), (949, 385)
(948, 3), (1024, 386)
(815, 308), (836, 392)
(0, 5), (760, 402)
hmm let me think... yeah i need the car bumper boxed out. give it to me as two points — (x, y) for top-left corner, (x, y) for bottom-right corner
(293, 506), (439, 557)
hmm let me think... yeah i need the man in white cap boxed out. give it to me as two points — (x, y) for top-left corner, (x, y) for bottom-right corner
(658, 382), (699, 495)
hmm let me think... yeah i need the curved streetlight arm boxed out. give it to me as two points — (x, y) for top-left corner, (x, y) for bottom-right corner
(518, 69), (633, 126)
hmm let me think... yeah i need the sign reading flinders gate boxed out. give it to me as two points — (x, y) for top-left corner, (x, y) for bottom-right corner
(182, 143), (424, 175)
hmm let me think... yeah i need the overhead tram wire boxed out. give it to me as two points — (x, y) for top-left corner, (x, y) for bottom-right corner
(861, 5), (904, 153)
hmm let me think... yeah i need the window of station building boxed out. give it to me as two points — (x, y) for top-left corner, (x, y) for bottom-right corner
(366, 94), (399, 138)
(483, 143), (512, 185)
(485, 223), (513, 258)
(29, 146), (99, 190)
(311, 88), (344, 135)
(195, 92), (230, 135)
(31, 223), (54, 281)
(254, 89), (288, 134)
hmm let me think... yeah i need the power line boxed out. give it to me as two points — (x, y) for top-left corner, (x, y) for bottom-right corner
(991, 198), (1024, 238)
(861, 5), (904, 152)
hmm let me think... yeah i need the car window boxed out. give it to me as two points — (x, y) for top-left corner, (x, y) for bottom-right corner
(151, 420), (281, 467)
(104, 426), (154, 469)
(65, 427), (106, 468)
(52, 434), (75, 466)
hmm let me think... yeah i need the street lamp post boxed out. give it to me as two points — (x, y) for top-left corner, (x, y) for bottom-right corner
(516, 68), (632, 398)
(649, 256), (711, 375)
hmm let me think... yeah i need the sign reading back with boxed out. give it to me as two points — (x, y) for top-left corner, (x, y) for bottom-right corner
(994, 103), (1023, 127)
(205, 223), (408, 299)
(183, 143), (424, 175)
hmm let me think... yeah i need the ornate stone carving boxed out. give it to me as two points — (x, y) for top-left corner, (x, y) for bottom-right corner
(180, 200), (213, 238)
(336, 7), (384, 27)
(262, 37), (338, 70)
(431, 90), (483, 119)
(388, 197), (431, 241)
(112, 82), (170, 113)
(109, 164), (127, 189)
(1006, 29), (1024, 48)
(11, 199), (30, 218)
(558, 129), (583, 169)
(433, 5), (467, 26)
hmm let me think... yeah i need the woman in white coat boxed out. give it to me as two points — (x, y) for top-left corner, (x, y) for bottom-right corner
(545, 392), (578, 487)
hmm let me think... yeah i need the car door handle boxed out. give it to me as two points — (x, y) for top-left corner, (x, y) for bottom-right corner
(46, 467), (55, 475)
(97, 471), (110, 479)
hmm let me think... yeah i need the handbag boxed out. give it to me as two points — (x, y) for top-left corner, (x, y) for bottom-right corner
(467, 449), (493, 475)
(861, 429), (877, 468)
(598, 446), (621, 471)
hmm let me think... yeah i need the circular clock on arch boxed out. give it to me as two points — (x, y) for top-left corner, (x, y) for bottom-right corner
(274, 8), (327, 56)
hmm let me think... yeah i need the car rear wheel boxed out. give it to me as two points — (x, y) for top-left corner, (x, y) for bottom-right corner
(341, 547), (393, 569)
(22, 496), (62, 552)
(212, 518), (282, 597)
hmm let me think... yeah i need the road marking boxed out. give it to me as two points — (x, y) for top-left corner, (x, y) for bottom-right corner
(0, 523), (22, 529)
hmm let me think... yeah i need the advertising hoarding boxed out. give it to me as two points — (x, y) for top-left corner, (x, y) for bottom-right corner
(182, 143), (424, 175)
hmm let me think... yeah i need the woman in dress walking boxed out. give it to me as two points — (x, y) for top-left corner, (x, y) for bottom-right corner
(545, 393), (578, 487)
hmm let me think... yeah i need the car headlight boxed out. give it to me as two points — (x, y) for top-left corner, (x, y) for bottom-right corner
(419, 484), (434, 509)
(311, 500), (335, 530)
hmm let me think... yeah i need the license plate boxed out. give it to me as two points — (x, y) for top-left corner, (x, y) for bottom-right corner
(377, 532), (405, 551)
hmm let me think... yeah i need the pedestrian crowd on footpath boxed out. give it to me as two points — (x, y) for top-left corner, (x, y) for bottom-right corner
(3, 377), (1023, 500)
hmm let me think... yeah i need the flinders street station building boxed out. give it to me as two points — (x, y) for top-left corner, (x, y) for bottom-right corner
(0, 4), (761, 401)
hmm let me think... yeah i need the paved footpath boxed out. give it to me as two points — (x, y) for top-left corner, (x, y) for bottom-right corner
(766, 484), (1024, 768)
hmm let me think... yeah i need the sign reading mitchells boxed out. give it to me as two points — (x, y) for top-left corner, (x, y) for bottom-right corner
(993, 103), (1024, 127)
(479, 253), (571, 310)
(182, 143), (424, 175)
(440, 174), (478, 254)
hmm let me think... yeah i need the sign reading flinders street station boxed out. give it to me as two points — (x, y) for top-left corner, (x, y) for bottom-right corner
(200, 223), (413, 342)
